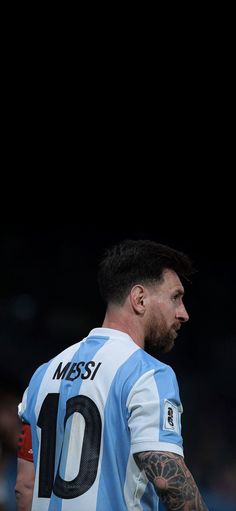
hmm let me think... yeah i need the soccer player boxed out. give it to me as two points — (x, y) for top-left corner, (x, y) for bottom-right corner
(15, 239), (209, 510)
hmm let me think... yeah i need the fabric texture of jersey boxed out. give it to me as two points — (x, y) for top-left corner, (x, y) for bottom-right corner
(19, 328), (184, 511)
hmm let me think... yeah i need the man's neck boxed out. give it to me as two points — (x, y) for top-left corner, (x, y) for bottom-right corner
(102, 309), (144, 349)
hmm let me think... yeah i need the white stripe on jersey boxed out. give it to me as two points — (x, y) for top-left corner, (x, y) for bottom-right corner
(18, 387), (28, 418)
(124, 453), (148, 510)
(127, 370), (161, 451)
(127, 369), (183, 456)
(32, 340), (86, 511)
(61, 333), (139, 511)
(64, 412), (85, 480)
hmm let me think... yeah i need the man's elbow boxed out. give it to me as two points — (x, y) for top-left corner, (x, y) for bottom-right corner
(15, 486), (33, 511)
(15, 472), (34, 510)
(15, 474), (34, 494)
(15, 464), (34, 511)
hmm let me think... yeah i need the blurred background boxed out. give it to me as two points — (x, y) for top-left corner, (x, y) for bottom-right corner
(0, 222), (235, 510)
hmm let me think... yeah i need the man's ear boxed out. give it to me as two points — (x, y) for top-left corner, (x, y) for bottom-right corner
(130, 285), (146, 314)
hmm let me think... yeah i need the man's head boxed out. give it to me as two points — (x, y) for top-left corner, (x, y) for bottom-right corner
(98, 240), (194, 352)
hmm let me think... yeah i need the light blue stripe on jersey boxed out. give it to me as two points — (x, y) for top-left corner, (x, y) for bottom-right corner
(20, 361), (52, 463)
(96, 350), (163, 511)
(141, 481), (158, 511)
(96, 351), (140, 511)
(96, 352), (141, 511)
(48, 335), (109, 511)
(96, 347), (182, 510)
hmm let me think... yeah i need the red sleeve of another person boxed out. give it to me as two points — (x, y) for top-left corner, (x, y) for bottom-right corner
(17, 423), (34, 462)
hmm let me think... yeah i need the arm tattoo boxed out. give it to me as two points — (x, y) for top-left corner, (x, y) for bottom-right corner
(134, 451), (208, 511)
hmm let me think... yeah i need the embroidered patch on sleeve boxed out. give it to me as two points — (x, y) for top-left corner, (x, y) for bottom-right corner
(163, 400), (179, 433)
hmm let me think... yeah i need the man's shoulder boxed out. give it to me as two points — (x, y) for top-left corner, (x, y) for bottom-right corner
(117, 347), (176, 390)
(134, 348), (172, 371)
(29, 340), (82, 383)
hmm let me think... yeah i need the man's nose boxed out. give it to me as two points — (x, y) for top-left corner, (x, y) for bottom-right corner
(177, 304), (189, 323)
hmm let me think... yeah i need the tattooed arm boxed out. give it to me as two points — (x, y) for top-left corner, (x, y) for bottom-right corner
(134, 451), (208, 511)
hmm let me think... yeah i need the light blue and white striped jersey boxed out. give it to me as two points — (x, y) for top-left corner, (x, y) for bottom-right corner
(19, 327), (184, 511)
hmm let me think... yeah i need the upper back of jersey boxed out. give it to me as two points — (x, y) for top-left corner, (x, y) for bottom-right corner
(20, 328), (183, 511)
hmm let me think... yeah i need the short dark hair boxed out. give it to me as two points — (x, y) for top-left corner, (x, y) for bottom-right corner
(98, 239), (194, 305)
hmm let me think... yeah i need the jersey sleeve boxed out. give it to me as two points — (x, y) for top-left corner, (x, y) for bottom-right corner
(17, 423), (34, 462)
(18, 387), (29, 422)
(127, 365), (184, 457)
